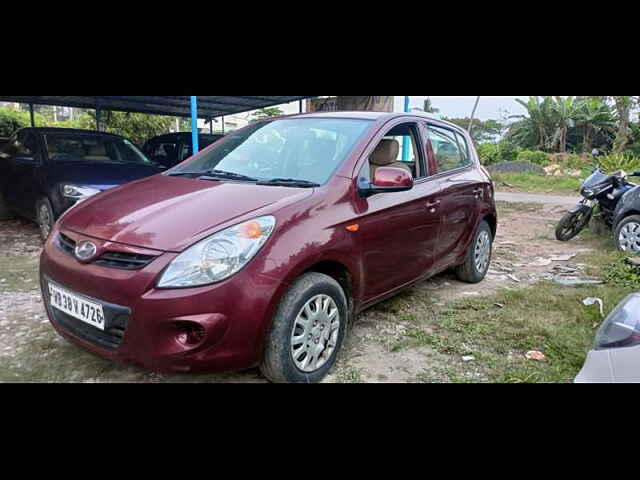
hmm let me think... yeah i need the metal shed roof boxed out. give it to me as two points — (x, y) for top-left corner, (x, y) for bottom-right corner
(0, 96), (317, 119)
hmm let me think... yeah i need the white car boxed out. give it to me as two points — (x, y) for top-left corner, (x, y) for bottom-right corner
(575, 293), (640, 383)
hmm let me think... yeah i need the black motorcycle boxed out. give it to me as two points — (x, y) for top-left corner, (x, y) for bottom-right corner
(555, 168), (640, 242)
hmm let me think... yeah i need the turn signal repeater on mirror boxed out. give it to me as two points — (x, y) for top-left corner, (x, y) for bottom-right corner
(346, 224), (360, 232)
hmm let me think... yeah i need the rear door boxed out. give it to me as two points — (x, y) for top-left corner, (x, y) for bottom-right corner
(423, 123), (481, 270)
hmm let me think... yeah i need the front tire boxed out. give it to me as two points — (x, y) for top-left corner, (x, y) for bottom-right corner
(260, 272), (348, 383)
(614, 215), (640, 254)
(555, 207), (592, 242)
(456, 220), (493, 284)
(36, 197), (55, 242)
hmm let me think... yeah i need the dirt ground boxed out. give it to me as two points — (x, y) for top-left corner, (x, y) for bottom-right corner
(0, 198), (594, 383)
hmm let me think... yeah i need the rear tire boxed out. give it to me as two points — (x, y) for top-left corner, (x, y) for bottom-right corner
(614, 215), (640, 254)
(456, 220), (493, 284)
(0, 192), (14, 221)
(260, 272), (348, 383)
(36, 197), (55, 242)
(555, 207), (592, 242)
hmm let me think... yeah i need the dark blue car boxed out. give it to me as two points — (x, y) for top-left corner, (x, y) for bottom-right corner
(0, 127), (163, 240)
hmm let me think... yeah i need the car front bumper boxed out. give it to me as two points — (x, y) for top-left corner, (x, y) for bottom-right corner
(39, 227), (282, 373)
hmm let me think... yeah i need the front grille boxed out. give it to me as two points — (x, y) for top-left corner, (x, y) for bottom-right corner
(56, 233), (156, 270)
(42, 278), (131, 351)
(94, 252), (156, 270)
(58, 233), (76, 255)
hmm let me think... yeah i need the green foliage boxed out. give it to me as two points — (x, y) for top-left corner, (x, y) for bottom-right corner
(477, 140), (521, 166)
(444, 117), (504, 144)
(508, 96), (618, 154)
(604, 258), (640, 289)
(0, 107), (45, 137)
(596, 153), (640, 174)
(78, 111), (174, 144)
(252, 107), (284, 120)
(491, 172), (582, 194)
(516, 150), (548, 166)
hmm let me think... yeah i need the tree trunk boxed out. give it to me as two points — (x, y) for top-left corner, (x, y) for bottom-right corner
(583, 126), (593, 154)
(612, 96), (633, 154)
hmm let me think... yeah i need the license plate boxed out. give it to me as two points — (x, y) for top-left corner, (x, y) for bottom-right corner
(48, 282), (105, 331)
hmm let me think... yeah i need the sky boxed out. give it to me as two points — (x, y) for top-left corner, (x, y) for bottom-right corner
(279, 96), (529, 121)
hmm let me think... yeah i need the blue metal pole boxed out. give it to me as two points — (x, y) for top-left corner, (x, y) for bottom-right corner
(190, 96), (199, 154)
(402, 96), (410, 161)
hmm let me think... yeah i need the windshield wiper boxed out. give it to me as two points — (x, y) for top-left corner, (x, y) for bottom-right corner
(200, 169), (258, 182)
(167, 169), (257, 182)
(256, 178), (320, 188)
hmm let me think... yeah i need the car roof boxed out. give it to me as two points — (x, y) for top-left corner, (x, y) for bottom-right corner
(264, 111), (467, 133)
(147, 132), (223, 141)
(18, 127), (125, 139)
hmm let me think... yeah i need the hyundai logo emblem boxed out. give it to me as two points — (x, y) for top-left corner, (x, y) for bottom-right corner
(75, 241), (97, 262)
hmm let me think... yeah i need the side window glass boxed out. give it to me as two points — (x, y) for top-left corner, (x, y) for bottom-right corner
(14, 132), (33, 155)
(369, 123), (425, 180)
(427, 125), (468, 174)
(455, 132), (470, 165)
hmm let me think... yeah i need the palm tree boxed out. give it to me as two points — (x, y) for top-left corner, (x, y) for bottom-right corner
(552, 96), (579, 153)
(509, 96), (557, 151)
(573, 98), (616, 153)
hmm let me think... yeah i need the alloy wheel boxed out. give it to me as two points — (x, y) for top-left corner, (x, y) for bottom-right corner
(618, 222), (640, 253)
(474, 230), (491, 274)
(290, 294), (340, 373)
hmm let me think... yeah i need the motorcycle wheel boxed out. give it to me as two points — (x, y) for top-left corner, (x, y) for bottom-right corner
(555, 207), (592, 242)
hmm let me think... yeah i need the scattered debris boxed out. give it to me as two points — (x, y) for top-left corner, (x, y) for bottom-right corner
(507, 274), (520, 283)
(554, 277), (605, 287)
(462, 356), (475, 362)
(462, 292), (480, 296)
(582, 297), (604, 317)
(525, 351), (546, 361)
(494, 303), (505, 309)
(550, 254), (577, 262)
(530, 257), (553, 267)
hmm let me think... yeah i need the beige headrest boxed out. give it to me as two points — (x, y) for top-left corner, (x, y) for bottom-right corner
(370, 139), (399, 166)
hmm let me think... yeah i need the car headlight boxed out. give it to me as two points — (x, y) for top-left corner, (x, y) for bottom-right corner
(157, 216), (276, 288)
(594, 294), (640, 350)
(62, 184), (101, 201)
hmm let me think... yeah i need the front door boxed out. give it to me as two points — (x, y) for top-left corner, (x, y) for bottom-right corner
(356, 121), (441, 301)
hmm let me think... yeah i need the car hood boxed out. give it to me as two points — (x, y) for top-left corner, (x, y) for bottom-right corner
(60, 174), (314, 252)
(53, 161), (162, 190)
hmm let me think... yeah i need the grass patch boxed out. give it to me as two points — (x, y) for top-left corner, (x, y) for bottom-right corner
(492, 172), (582, 194)
(495, 201), (545, 214)
(335, 367), (363, 383)
(390, 243), (636, 383)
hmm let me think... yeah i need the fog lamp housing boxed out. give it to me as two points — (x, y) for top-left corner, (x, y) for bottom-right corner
(595, 293), (640, 350)
(174, 321), (206, 347)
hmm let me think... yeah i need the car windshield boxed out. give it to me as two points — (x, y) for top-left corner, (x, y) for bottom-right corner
(44, 133), (152, 165)
(168, 118), (372, 185)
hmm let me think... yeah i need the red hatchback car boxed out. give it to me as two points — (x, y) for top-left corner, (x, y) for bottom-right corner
(39, 112), (497, 383)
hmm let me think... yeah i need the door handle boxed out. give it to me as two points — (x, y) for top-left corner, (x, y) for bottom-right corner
(472, 188), (484, 198)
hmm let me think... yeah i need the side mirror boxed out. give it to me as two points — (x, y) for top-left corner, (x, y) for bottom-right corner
(359, 167), (413, 198)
